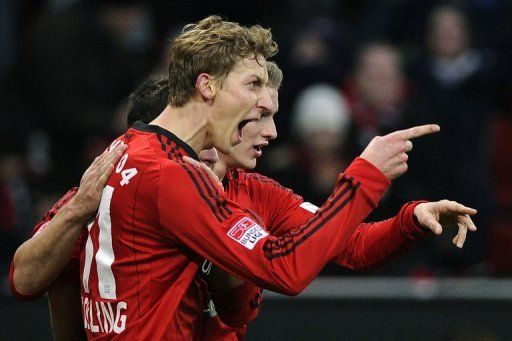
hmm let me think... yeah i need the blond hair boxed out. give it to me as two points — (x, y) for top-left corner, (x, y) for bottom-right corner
(266, 61), (283, 90)
(168, 15), (278, 107)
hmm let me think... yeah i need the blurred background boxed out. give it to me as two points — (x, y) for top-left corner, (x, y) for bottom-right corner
(0, 0), (511, 339)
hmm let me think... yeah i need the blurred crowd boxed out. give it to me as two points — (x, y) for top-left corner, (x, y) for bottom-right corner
(1, 0), (511, 295)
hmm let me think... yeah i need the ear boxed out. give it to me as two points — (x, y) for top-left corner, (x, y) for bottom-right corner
(195, 73), (217, 101)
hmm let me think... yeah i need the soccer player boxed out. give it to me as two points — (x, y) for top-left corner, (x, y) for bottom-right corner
(12, 61), (476, 340)
(12, 17), (476, 339)
(86, 16), (433, 339)
(176, 63), (478, 339)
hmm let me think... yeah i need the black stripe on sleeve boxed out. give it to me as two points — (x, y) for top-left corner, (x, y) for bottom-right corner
(263, 175), (360, 259)
(189, 166), (230, 221)
(266, 183), (360, 260)
(263, 176), (353, 253)
(195, 165), (233, 217)
(181, 164), (225, 222)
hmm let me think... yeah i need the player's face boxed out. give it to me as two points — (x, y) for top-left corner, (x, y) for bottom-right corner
(221, 87), (278, 170)
(208, 56), (272, 155)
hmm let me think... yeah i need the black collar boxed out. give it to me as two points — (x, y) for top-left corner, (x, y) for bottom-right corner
(131, 121), (200, 161)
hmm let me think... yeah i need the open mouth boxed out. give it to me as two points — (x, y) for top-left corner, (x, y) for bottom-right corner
(236, 119), (253, 142)
(252, 142), (268, 157)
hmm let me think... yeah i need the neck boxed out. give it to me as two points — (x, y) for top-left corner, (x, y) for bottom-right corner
(150, 102), (209, 154)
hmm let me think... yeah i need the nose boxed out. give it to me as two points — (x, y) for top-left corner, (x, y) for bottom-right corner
(261, 117), (277, 140)
(257, 86), (272, 112)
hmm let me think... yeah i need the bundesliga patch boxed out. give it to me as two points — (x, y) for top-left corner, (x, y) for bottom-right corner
(228, 217), (268, 250)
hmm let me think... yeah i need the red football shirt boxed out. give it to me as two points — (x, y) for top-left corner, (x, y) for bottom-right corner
(205, 169), (430, 337)
(78, 121), (391, 339)
(12, 121), (392, 339)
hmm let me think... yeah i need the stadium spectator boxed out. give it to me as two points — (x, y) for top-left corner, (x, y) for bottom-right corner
(344, 42), (407, 155)
(402, 4), (498, 275)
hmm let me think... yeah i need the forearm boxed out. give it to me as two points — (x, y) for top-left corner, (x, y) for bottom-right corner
(12, 203), (86, 296)
(333, 201), (430, 271)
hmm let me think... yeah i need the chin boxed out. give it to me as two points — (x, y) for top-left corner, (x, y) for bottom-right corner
(240, 159), (257, 170)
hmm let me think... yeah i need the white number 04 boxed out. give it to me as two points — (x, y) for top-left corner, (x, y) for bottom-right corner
(115, 154), (138, 186)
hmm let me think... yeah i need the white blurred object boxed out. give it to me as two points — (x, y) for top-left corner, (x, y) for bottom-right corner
(293, 83), (350, 138)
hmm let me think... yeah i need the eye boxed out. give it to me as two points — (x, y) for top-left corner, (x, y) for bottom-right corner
(260, 110), (272, 118)
(248, 80), (261, 88)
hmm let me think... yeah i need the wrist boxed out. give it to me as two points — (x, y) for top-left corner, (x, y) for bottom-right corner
(411, 202), (432, 231)
(61, 197), (92, 225)
(401, 201), (431, 240)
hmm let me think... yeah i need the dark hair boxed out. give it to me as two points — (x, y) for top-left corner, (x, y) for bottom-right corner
(127, 76), (169, 126)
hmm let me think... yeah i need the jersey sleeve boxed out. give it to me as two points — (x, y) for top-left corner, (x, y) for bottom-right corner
(332, 201), (431, 271)
(158, 157), (390, 295)
(244, 173), (315, 237)
(9, 188), (81, 300)
(246, 177), (432, 271)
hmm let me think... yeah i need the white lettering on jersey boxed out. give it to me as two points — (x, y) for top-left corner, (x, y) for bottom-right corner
(82, 221), (95, 294)
(300, 202), (319, 214)
(96, 186), (117, 299)
(82, 297), (127, 335)
(227, 217), (268, 250)
(115, 153), (138, 186)
(82, 185), (118, 299)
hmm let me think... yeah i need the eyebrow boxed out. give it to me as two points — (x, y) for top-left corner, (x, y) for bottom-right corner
(246, 75), (266, 88)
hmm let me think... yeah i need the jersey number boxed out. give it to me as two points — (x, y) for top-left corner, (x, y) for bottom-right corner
(82, 145), (139, 298)
(82, 186), (117, 299)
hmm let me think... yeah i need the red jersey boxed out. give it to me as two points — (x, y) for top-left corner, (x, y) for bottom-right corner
(12, 121), (402, 338)
(77, 121), (391, 339)
(205, 169), (430, 338)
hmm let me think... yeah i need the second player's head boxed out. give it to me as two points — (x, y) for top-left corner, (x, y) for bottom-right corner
(167, 15), (278, 154)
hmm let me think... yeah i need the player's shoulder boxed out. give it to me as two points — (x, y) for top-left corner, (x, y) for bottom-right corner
(158, 157), (201, 183)
(242, 171), (300, 201)
(240, 171), (283, 189)
(33, 187), (79, 235)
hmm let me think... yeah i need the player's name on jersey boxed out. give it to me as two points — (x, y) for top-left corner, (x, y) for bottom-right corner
(81, 296), (127, 334)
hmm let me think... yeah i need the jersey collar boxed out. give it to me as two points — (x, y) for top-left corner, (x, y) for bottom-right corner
(131, 121), (200, 161)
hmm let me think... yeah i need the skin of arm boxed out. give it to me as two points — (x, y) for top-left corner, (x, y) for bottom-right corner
(12, 197), (87, 296)
(11, 143), (125, 296)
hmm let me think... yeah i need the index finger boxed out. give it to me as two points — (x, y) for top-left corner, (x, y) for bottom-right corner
(389, 124), (440, 140)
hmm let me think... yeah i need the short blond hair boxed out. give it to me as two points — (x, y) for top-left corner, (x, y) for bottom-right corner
(168, 15), (278, 107)
(266, 61), (283, 90)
